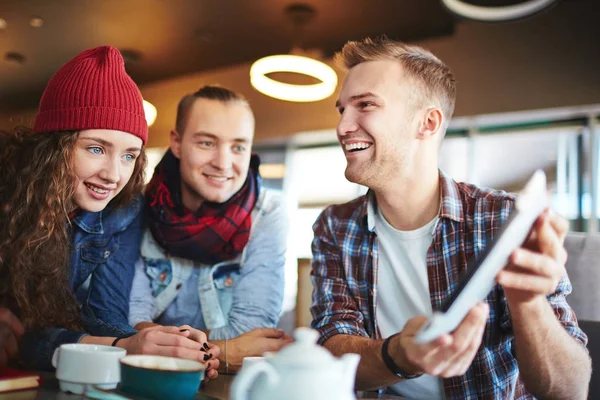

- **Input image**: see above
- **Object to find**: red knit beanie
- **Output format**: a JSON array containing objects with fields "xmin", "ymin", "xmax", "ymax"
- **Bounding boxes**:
[{"xmin": 33, "ymin": 46, "xmax": 148, "ymax": 144}]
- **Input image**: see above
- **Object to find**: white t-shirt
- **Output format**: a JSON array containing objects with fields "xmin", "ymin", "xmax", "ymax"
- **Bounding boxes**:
[{"xmin": 374, "ymin": 207, "xmax": 446, "ymax": 400}]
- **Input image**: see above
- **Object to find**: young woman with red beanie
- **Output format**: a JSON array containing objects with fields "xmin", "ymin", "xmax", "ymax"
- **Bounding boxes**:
[{"xmin": 0, "ymin": 46, "xmax": 219, "ymax": 376}]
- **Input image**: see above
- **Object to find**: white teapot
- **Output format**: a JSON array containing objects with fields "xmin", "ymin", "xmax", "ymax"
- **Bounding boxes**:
[{"xmin": 231, "ymin": 327, "xmax": 360, "ymax": 400}]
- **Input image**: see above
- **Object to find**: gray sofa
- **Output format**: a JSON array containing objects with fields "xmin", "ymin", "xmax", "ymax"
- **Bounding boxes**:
[
  {"xmin": 565, "ymin": 233, "xmax": 600, "ymax": 321},
  {"xmin": 565, "ymin": 233, "xmax": 599, "ymax": 400}
]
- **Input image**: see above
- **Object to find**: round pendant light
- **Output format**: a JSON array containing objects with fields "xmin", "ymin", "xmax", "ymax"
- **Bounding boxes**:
[
  {"xmin": 441, "ymin": 0, "xmax": 559, "ymax": 22},
  {"xmin": 250, "ymin": 54, "xmax": 337, "ymax": 103},
  {"xmin": 143, "ymin": 100, "xmax": 157, "ymax": 127},
  {"xmin": 250, "ymin": 3, "xmax": 338, "ymax": 103}
]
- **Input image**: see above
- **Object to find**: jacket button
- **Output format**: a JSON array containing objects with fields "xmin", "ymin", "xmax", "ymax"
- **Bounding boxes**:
[
  {"xmin": 104, "ymin": 250, "xmax": 110, "ymax": 258},
  {"xmin": 159, "ymin": 272, "xmax": 167, "ymax": 281},
  {"xmin": 176, "ymin": 283, "xmax": 182, "ymax": 290},
  {"xmin": 224, "ymin": 277, "xmax": 233, "ymax": 287}
]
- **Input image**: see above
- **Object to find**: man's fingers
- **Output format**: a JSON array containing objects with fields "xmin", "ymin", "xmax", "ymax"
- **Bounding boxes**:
[
  {"xmin": 522, "ymin": 222, "xmax": 540, "ymax": 251},
  {"xmin": 509, "ymin": 248, "xmax": 565, "ymax": 279},
  {"xmin": 261, "ymin": 338, "xmax": 291, "ymax": 353},
  {"xmin": 403, "ymin": 333, "xmax": 452, "ymax": 372},
  {"xmin": 422, "ymin": 303, "xmax": 488, "ymax": 372},
  {"xmin": 281, "ymin": 333, "xmax": 294, "ymax": 342},
  {"xmin": 536, "ymin": 214, "xmax": 568, "ymax": 264},
  {"xmin": 497, "ymin": 269, "xmax": 558, "ymax": 294},
  {"xmin": 402, "ymin": 316, "xmax": 450, "ymax": 360},
  {"xmin": 402, "ymin": 317, "xmax": 429, "ymax": 335},
  {"xmin": 441, "ymin": 304, "xmax": 488, "ymax": 377},
  {"xmin": 546, "ymin": 210, "xmax": 569, "ymax": 243},
  {"xmin": 439, "ymin": 313, "xmax": 487, "ymax": 378}
]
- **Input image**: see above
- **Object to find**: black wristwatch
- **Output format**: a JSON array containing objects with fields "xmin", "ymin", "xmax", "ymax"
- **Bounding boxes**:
[{"xmin": 381, "ymin": 334, "xmax": 422, "ymax": 379}]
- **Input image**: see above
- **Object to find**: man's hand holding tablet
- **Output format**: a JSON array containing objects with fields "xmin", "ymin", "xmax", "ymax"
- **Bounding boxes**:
[
  {"xmin": 382, "ymin": 170, "xmax": 568, "ymax": 379},
  {"xmin": 415, "ymin": 170, "xmax": 548, "ymax": 344}
]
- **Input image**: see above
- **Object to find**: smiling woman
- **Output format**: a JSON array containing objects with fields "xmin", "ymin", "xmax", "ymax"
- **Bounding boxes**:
[
  {"xmin": 0, "ymin": 46, "xmax": 150, "ymax": 371},
  {"xmin": 0, "ymin": 46, "xmax": 148, "ymax": 342},
  {"xmin": 0, "ymin": 46, "xmax": 219, "ymax": 377},
  {"xmin": 72, "ymin": 131, "xmax": 143, "ymax": 213}
]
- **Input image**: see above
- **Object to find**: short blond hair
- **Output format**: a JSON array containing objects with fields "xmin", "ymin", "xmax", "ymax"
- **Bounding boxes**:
[{"xmin": 336, "ymin": 36, "xmax": 456, "ymax": 121}]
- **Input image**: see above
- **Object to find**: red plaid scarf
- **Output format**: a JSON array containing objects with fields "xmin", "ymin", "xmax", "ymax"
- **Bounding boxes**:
[{"xmin": 144, "ymin": 150, "xmax": 260, "ymax": 264}]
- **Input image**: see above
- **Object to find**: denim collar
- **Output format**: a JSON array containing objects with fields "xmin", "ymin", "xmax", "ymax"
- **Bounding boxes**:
[
  {"xmin": 71, "ymin": 195, "xmax": 142, "ymax": 235},
  {"xmin": 72, "ymin": 209, "xmax": 105, "ymax": 234}
]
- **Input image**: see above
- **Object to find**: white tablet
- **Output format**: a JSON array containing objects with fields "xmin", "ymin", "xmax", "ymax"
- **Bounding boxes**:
[{"xmin": 414, "ymin": 170, "xmax": 548, "ymax": 344}]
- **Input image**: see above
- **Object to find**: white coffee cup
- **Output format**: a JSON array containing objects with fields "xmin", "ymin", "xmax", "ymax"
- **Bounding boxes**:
[
  {"xmin": 242, "ymin": 356, "xmax": 266, "ymax": 370},
  {"xmin": 52, "ymin": 343, "xmax": 126, "ymax": 394}
]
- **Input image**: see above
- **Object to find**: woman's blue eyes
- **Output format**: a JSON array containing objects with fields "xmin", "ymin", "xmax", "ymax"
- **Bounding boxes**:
[
  {"xmin": 87, "ymin": 146, "xmax": 136, "ymax": 162},
  {"xmin": 88, "ymin": 146, "xmax": 103, "ymax": 155}
]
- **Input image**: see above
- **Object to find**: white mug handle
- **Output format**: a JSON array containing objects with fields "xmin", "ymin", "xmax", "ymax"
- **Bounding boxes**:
[{"xmin": 51, "ymin": 348, "xmax": 59, "ymax": 368}]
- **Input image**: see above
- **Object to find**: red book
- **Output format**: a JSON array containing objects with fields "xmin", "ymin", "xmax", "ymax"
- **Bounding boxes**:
[{"xmin": 0, "ymin": 368, "xmax": 40, "ymax": 393}]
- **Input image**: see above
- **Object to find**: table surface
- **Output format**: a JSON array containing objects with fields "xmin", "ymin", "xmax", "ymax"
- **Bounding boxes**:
[{"xmin": 0, "ymin": 371, "xmax": 407, "ymax": 400}]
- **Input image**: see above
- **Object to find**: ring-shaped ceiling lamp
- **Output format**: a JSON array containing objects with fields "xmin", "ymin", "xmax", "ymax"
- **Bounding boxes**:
[
  {"xmin": 250, "ymin": 54, "xmax": 338, "ymax": 102},
  {"xmin": 441, "ymin": 0, "xmax": 559, "ymax": 22},
  {"xmin": 143, "ymin": 99, "xmax": 157, "ymax": 127}
]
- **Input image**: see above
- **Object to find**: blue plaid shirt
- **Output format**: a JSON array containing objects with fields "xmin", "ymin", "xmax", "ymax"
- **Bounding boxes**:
[{"xmin": 310, "ymin": 171, "xmax": 587, "ymax": 400}]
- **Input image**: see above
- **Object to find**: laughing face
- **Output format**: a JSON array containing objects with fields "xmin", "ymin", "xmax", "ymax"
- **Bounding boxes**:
[
  {"xmin": 335, "ymin": 60, "xmax": 422, "ymax": 190},
  {"xmin": 72, "ymin": 129, "xmax": 143, "ymax": 212},
  {"xmin": 171, "ymin": 98, "xmax": 254, "ymax": 210}
]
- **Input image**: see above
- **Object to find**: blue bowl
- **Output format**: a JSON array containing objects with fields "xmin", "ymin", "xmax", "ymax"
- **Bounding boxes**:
[{"xmin": 119, "ymin": 355, "xmax": 205, "ymax": 400}]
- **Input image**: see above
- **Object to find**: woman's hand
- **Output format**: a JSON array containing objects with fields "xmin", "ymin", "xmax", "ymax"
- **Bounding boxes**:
[
  {"xmin": 177, "ymin": 325, "xmax": 220, "ymax": 379},
  {"xmin": 118, "ymin": 325, "xmax": 220, "ymax": 380}
]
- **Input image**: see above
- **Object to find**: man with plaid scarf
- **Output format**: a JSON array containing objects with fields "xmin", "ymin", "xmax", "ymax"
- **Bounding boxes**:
[{"xmin": 129, "ymin": 86, "xmax": 292, "ymax": 372}]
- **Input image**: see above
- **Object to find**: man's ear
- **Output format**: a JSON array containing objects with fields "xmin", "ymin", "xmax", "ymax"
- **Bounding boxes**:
[
  {"xmin": 418, "ymin": 108, "xmax": 444, "ymax": 140},
  {"xmin": 169, "ymin": 129, "xmax": 182, "ymax": 159}
]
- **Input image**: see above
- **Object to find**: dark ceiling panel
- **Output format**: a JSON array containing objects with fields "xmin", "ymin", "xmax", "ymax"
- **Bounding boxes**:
[{"xmin": 0, "ymin": 0, "xmax": 455, "ymax": 110}]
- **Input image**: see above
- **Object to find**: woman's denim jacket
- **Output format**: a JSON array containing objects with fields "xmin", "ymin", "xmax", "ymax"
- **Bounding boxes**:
[
  {"xmin": 128, "ymin": 190, "xmax": 287, "ymax": 340},
  {"xmin": 20, "ymin": 195, "xmax": 143, "ymax": 370}
]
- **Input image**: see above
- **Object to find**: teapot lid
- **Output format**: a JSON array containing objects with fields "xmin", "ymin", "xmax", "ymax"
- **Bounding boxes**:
[{"xmin": 270, "ymin": 327, "xmax": 334, "ymax": 367}]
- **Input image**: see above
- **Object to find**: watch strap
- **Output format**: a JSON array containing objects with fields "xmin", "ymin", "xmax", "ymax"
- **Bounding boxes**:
[{"xmin": 381, "ymin": 334, "xmax": 422, "ymax": 379}]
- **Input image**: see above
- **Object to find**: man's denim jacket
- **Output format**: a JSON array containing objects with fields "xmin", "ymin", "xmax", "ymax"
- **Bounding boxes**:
[
  {"xmin": 20, "ymin": 195, "xmax": 143, "ymax": 370},
  {"xmin": 128, "ymin": 190, "xmax": 287, "ymax": 340}
]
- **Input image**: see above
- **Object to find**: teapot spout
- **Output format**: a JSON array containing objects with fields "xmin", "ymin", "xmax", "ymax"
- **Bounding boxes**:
[{"xmin": 340, "ymin": 353, "xmax": 361, "ymax": 391}]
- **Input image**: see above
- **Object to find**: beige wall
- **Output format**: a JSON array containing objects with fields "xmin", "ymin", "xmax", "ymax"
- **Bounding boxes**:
[{"xmin": 3, "ymin": 0, "xmax": 599, "ymax": 148}]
